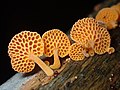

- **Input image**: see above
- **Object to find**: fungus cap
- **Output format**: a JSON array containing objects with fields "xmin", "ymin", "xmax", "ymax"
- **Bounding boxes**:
[
  {"xmin": 42, "ymin": 29, "xmax": 71, "ymax": 69},
  {"xmin": 95, "ymin": 7, "xmax": 119, "ymax": 29},
  {"xmin": 69, "ymin": 43, "xmax": 85, "ymax": 61},
  {"xmin": 70, "ymin": 17, "xmax": 100, "ymax": 49},
  {"xmin": 70, "ymin": 17, "xmax": 115, "ymax": 55},
  {"xmin": 8, "ymin": 31, "xmax": 44, "ymax": 73},
  {"xmin": 42, "ymin": 29, "xmax": 70, "ymax": 58}
]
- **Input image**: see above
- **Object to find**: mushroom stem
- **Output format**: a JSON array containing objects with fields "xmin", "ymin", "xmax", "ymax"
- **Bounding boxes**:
[
  {"xmin": 50, "ymin": 48, "xmax": 61, "ymax": 69},
  {"xmin": 87, "ymin": 40, "xmax": 95, "ymax": 49},
  {"xmin": 29, "ymin": 53, "xmax": 54, "ymax": 76},
  {"xmin": 82, "ymin": 50, "xmax": 89, "ymax": 57}
]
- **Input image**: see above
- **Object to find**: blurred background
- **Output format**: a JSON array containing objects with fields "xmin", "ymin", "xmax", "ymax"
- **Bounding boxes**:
[{"xmin": 0, "ymin": 0, "xmax": 105, "ymax": 85}]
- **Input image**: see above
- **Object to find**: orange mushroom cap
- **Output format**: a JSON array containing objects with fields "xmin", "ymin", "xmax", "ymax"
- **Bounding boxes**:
[
  {"xmin": 70, "ymin": 17, "xmax": 115, "ymax": 56},
  {"xmin": 70, "ymin": 17, "xmax": 100, "ymax": 50},
  {"xmin": 69, "ymin": 43, "xmax": 86, "ymax": 61},
  {"xmin": 95, "ymin": 7, "xmax": 119, "ymax": 30},
  {"xmin": 8, "ymin": 31, "xmax": 54, "ymax": 76},
  {"xmin": 42, "ymin": 29, "xmax": 71, "ymax": 69}
]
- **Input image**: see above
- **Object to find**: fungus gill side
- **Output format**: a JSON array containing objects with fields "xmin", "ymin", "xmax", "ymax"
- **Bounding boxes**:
[
  {"xmin": 42, "ymin": 29, "xmax": 71, "ymax": 69},
  {"xmin": 70, "ymin": 17, "xmax": 100, "ymax": 57}
]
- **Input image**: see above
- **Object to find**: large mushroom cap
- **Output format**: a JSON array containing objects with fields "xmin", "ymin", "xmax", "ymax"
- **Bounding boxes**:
[
  {"xmin": 42, "ymin": 29, "xmax": 70, "ymax": 58},
  {"xmin": 69, "ymin": 43, "xmax": 85, "ymax": 61},
  {"xmin": 95, "ymin": 7, "xmax": 119, "ymax": 29},
  {"xmin": 70, "ymin": 17, "xmax": 100, "ymax": 49},
  {"xmin": 42, "ymin": 29, "xmax": 71, "ymax": 69},
  {"xmin": 8, "ymin": 31, "xmax": 44, "ymax": 73},
  {"xmin": 70, "ymin": 17, "xmax": 115, "ymax": 56}
]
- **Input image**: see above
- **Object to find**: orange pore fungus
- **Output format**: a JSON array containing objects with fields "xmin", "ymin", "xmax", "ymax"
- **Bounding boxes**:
[
  {"xmin": 8, "ymin": 31, "xmax": 54, "ymax": 76},
  {"xmin": 42, "ymin": 29, "xmax": 71, "ymax": 69},
  {"xmin": 69, "ymin": 43, "xmax": 86, "ymax": 61},
  {"xmin": 95, "ymin": 7, "xmax": 119, "ymax": 30},
  {"xmin": 70, "ymin": 17, "xmax": 100, "ymax": 52},
  {"xmin": 70, "ymin": 17, "xmax": 115, "ymax": 56}
]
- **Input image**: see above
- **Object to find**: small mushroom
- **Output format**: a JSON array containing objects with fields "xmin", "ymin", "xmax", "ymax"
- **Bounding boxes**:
[
  {"xmin": 95, "ymin": 7, "xmax": 119, "ymax": 30},
  {"xmin": 42, "ymin": 29, "xmax": 71, "ymax": 69},
  {"xmin": 70, "ymin": 17, "xmax": 100, "ymax": 56},
  {"xmin": 94, "ymin": 26, "xmax": 115, "ymax": 54},
  {"xmin": 8, "ymin": 31, "xmax": 54, "ymax": 76},
  {"xmin": 69, "ymin": 43, "xmax": 86, "ymax": 61}
]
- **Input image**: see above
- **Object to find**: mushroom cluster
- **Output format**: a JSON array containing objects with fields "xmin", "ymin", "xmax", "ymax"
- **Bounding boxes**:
[
  {"xmin": 8, "ymin": 29, "xmax": 71, "ymax": 76},
  {"xmin": 8, "ymin": 31, "xmax": 54, "ymax": 76},
  {"xmin": 69, "ymin": 17, "xmax": 115, "ymax": 61},
  {"xmin": 8, "ymin": 3, "xmax": 117, "ymax": 75},
  {"xmin": 70, "ymin": 17, "xmax": 99, "ymax": 49},
  {"xmin": 95, "ymin": 2, "xmax": 120, "ymax": 30}
]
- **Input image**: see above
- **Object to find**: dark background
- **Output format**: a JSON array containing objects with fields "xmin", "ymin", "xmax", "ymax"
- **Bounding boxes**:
[{"xmin": 0, "ymin": 0, "xmax": 105, "ymax": 85}]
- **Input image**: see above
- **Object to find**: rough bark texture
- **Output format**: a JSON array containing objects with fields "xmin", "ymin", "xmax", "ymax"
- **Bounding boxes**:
[{"xmin": 0, "ymin": 0, "xmax": 120, "ymax": 90}]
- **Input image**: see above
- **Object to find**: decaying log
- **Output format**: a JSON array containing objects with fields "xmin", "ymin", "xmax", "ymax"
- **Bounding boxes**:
[{"xmin": 0, "ymin": 0, "xmax": 120, "ymax": 90}]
